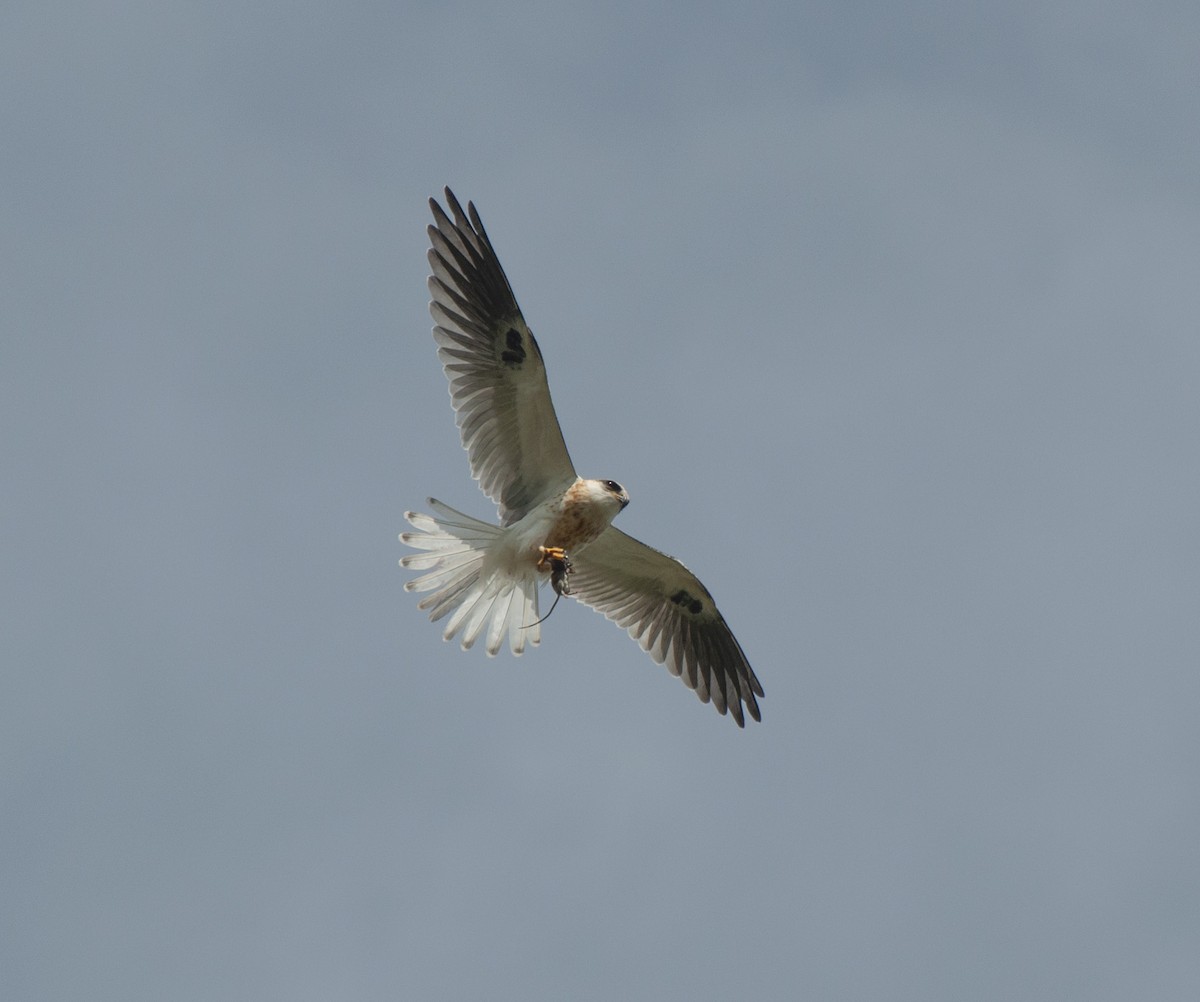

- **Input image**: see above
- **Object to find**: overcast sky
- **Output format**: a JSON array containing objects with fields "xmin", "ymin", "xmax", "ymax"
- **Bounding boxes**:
[{"xmin": 4, "ymin": 2, "xmax": 1199, "ymax": 999}]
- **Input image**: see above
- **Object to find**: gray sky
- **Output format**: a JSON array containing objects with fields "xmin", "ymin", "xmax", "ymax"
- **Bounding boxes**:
[{"xmin": 4, "ymin": 2, "xmax": 1199, "ymax": 999}]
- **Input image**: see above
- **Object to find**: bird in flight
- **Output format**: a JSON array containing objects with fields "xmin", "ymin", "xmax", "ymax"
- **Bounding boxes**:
[{"xmin": 400, "ymin": 189, "xmax": 763, "ymax": 726}]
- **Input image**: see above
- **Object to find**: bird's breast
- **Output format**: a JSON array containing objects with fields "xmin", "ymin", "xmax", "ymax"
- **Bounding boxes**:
[{"xmin": 543, "ymin": 481, "xmax": 614, "ymax": 555}]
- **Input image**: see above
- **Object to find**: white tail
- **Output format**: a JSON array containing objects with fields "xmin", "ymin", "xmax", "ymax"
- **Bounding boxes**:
[{"xmin": 399, "ymin": 499, "xmax": 541, "ymax": 655}]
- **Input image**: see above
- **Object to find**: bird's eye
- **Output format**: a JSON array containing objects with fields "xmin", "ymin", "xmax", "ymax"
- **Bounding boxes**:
[{"xmin": 604, "ymin": 480, "xmax": 623, "ymax": 494}]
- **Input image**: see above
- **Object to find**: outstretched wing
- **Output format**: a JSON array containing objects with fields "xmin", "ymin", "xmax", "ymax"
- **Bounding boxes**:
[
  {"xmin": 569, "ymin": 527, "xmax": 763, "ymax": 726},
  {"xmin": 427, "ymin": 188, "xmax": 577, "ymax": 525}
]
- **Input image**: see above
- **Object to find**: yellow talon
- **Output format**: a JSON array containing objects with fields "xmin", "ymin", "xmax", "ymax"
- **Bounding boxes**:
[
  {"xmin": 537, "ymin": 545, "xmax": 568, "ymax": 571},
  {"xmin": 537, "ymin": 545, "xmax": 573, "ymax": 598}
]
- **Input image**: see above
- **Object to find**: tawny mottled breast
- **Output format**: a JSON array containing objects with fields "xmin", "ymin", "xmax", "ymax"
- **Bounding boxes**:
[{"xmin": 543, "ymin": 481, "xmax": 613, "ymax": 555}]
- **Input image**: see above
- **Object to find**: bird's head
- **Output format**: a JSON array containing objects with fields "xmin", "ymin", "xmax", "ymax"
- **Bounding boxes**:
[{"xmin": 583, "ymin": 478, "xmax": 630, "ymax": 513}]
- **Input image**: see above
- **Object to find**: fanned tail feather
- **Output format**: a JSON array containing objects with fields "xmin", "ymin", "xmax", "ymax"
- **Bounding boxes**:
[{"xmin": 399, "ymin": 499, "xmax": 541, "ymax": 655}]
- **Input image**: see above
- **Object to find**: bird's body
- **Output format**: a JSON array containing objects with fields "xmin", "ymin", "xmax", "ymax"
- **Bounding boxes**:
[
  {"xmin": 401, "ymin": 478, "xmax": 626, "ymax": 655},
  {"xmin": 535, "ymin": 477, "xmax": 630, "ymax": 557},
  {"xmin": 400, "ymin": 189, "xmax": 764, "ymax": 726}
]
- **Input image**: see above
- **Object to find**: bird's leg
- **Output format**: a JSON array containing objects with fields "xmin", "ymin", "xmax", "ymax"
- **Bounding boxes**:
[
  {"xmin": 537, "ymin": 545, "xmax": 573, "ymax": 597},
  {"xmin": 524, "ymin": 545, "xmax": 573, "ymax": 628}
]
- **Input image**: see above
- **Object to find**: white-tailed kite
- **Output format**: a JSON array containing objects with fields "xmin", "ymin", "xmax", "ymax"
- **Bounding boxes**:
[{"xmin": 400, "ymin": 189, "xmax": 763, "ymax": 726}]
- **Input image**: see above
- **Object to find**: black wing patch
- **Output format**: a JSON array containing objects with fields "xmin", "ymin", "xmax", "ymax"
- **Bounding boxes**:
[{"xmin": 500, "ymin": 327, "xmax": 526, "ymax": 367}]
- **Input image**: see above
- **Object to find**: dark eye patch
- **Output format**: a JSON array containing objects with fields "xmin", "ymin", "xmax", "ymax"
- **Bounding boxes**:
[{"xmin": 603, "ymin": 480, "xmax": 623, "ymax": 494}]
